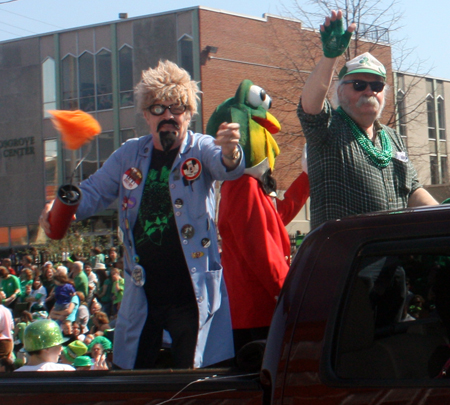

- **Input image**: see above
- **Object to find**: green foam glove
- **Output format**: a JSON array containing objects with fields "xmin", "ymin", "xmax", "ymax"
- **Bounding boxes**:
[{"xmin": 320, "ymin": 18, "xmax": 353, "ymax": 58}]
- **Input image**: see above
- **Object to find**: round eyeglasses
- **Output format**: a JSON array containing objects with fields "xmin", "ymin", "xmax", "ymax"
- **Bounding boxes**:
[
  {"xmin": 342, "ymin": 80, "xmax": 385, "ymax": 93},
  {"xmin": 148, "ymin": 104, "xmax": 187, "ymax": 116}
]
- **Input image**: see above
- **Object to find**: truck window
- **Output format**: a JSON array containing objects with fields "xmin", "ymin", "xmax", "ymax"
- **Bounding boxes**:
[{"xmin": 335, "ymin": 247, "xmax": 450, "ymax": 380}]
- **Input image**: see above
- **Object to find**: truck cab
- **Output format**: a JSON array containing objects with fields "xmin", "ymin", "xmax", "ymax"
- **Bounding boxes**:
[{"xmin": 262, "ymin": 204, "xmax": 450, "ymax": 404}]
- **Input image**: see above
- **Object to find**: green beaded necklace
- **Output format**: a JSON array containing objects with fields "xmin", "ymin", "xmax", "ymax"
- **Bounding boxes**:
[{"xmin": 337, "ymin": 106, "xmax": 393, "ymax": 168}]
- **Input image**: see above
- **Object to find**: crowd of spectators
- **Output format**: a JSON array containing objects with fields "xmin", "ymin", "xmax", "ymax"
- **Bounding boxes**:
[{"xmin": 0, "ymin": 247, "xmax": 122, "ymax": 372}]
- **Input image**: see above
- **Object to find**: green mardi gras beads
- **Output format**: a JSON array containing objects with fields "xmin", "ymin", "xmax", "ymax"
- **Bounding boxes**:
[{"xmin": 337, "ymin": 107, "xmax": 393, "ymax": 168}]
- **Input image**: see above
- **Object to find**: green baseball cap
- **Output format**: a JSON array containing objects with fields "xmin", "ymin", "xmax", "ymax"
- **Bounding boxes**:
[{"xmin": 339, "ymin": 52, "xmax": 387, "ymax": 79}]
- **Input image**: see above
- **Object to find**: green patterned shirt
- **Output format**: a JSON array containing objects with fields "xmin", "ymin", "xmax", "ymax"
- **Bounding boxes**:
[{"xmin": 297, "ymin": 99, "xmax": 421, "ymax": 229}]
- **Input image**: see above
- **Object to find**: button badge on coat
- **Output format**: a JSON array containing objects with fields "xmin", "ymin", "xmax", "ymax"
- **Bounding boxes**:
[
  {"xmin": 122, "ymin": 196, "xmax": 137, "ymax": 210},
  {"xmin": 174, "ymin": 198, "xmax": 184, "ymax": 209},
  {"xmin": 181, "ymin": 158, "xmax": 202, "ymax": 181},
  {"xmin": 132, "ymin": 265, "xmax": 145, "ymax": 287},
  {"xmin": 201, "ymin": 238, "xmax": 211, "ymax": 248},
  {"xmin": 181, "ymin": 224, "xmax": 195, "ymax": 239},
  {"xmin": 122, "ymin": 167, "xmax": 143, "ymax": 190}
]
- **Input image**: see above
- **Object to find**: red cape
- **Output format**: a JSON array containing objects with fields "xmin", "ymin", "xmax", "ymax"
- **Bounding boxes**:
[{"xmin": 219, "ymin": 172, "xmax": 309, "ymax": 329}]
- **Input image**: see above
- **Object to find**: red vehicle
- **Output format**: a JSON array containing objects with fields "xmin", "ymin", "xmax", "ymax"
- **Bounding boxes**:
[{"xmin": 3, "ymin": 205, "xmax": 450, "ymax": 404}]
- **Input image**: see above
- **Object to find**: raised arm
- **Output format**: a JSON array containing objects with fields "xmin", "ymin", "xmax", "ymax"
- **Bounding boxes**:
[{"xmin": 301, "ymin": 10, "xmax": 356, "ymax": 115}]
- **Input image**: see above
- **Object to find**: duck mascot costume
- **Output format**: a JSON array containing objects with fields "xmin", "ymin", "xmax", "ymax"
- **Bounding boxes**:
[{"xmin": 206, "ymin": 79, "xmax": 309, "ymax": 353}]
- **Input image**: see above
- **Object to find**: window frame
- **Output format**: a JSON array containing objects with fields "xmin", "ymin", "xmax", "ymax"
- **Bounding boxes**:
[{"xmin": 324, "ymin": 235, "xmax": 450, "ymax": 387}]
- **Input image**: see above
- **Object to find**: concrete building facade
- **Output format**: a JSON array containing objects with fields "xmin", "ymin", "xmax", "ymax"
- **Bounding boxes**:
[{"xmin": 394, "ymin": 72, "xmax": 450, "ymax": 202}]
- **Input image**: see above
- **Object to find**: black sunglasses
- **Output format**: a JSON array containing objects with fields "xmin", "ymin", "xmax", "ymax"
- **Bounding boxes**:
[
  {"xmin": 148, "ymin": 104, "xmax": 187, "ymax": 116},
  {"xmin": 342, "ymin": 80, "xmax": 385, "ymax": 93}
]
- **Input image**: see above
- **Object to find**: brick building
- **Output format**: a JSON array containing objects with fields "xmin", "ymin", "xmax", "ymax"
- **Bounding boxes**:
[{"xmin": 0, "ymin": 6, "xmax": 394, "ymax": 250}]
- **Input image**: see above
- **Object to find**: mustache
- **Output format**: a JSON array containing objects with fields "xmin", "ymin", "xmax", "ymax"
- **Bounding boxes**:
[
  {"xmin": 356, "ymin": 96, "xmax": 380, "ymax": 108},
  {"xmin": 157, "ymin": 119, "xmax": 180, "ymax": 131}
]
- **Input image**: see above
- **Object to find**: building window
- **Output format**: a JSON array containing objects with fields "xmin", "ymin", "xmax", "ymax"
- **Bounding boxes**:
[
  {"xmin": 10, "ymin": 226, "xmax": 28, "ymax": 246},
  {"xmin": 437, "ymin": 97, "xmax": 446, "ymax": 140},
  {"xmin": 98, "ymin": 131, "xmax": 114, "ymax": 168},
  {"xmin": 395, "ymin": 74, "xmax": 408, "ymax": 145},
  {"xmin": 441, "ymin": 156, "xmax": 448, "ymax": 183},
  {"xmin": 427, "ymin": 95, "xmax": 437, "ymax": 140},
  {"xmin": 119, "ymin": 45, "xmax": 134, "ymax": 107},
  {"xmin": 334, "ymin": 239, "xmax": 450, "ymax": 381},
  {"xmin": 0, "ymin": 225, "xmax": 40, "ymax": 248},
  {"xmin": 121, "ymin": 128, "xmax": 136, "ymax": 143},
  {"xmin": 64, "ymin": 131, "xmax": 114, "ymax": 183},
  {"xmin": 96, "ymin": 49, "xmax": 113, "ymax": 110},
  {"xmin": 427, "ymin": 79, "xmax": 447, "ymax": 185},
  {"xmin": 28, "ymin": 224, "xmax": 40, "ymax": 246},
  {"xmin": 44, "ymin": 139, "xmax": 58, "ymax": 201},
  {"xmin": 80, "ymin": 138, "xmax": 98, "ymax": 181},
  {"xmin": 0, "ymin": 228, "xmax": 9, "ymax": 248},
  {"xmin": 430, "ymin": 155, "xmax": 439, "ymax": 184},
  {"xmin": 62, "ymin": 49, "xmax": 117, "ymax": 112},
  {"xmin": 397, "ymin": 90, "xmax": 407, "ymax": 140},
  {"xmin": 79, "ymin": 51, "xmax": 95, "ymax": 112},
  {"xmin": 178, "ymin": 34, "xmax": 194, "ymax": 78},
  {"xmin": 42, "ymin": 58, "xmax": 56, "ymax": 118},
  {"xmin": 62, "ymin": 54, "xmax": 78, "ymax": 110}
]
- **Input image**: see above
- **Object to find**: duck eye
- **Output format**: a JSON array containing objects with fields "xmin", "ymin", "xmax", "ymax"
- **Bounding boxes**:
[{"xmin": 247, "ymin": 85, "xmax": 272, "ymax": 110}]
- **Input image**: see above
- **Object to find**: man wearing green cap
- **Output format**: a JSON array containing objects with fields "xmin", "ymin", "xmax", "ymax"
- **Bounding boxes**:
[
  {"xmin": 15, "ymin": 319, "xmax": 75, "ymax": 371},
  {"xmin": 298, "ymin": 10, "xmax": 438, "ymax": 229}
]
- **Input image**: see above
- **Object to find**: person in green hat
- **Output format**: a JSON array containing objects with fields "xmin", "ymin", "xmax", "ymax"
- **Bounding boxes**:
[
  {"xmin": 297, "ymin": 10, "xmax": 438, "ymax": 230},
  {"xmin": 60, "ymin": 340, "xmax": 88, "ymax": 365},
  {"xmin": 88, "ymin": 335, "xmax": 112, "ymax": 370},
  {"xmin": 15, "ymin": 319, "xmax": 75, "ymax": 371},
  {"xmin": 73, "ymin": 355, "xmax": 93, "ymax": 370},
  {"xmin": 73, "ymin": 354, "xmax": 108, "ymax": 370},
  {"xmin": 88, "ymin": 335, "xmax": 112, "ymax": 352}
]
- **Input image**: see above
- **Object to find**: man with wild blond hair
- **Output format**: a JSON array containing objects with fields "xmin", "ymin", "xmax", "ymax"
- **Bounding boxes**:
[{"xmin": 40, "ymin": 60, "xmax": 244, "ymax": 370}]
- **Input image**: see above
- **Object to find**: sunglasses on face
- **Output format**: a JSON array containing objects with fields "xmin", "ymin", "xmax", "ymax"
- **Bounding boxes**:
[
  {"xmin": 342, "ymin": 80, "xmax": 386, "ymax": 92},
  {"xmin": 148, "ymin": 104, "xmax": 187, "ymax": 116}
]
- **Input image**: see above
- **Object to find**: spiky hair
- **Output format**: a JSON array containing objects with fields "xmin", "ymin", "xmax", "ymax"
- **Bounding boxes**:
[{"xmin": 135, "ymin": 60, "xmax": 201, "ymax": 115}]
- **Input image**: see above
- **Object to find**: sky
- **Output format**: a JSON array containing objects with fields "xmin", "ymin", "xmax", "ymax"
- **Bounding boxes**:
[{"xmin": 0, "ymin": 0, "xmax": 448, "ymax": 79}]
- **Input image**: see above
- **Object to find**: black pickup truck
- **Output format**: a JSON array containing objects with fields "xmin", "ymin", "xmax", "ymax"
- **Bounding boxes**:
[{"xmin": 3, "ymin": 205, "xmax": 450, "ymax": 404}]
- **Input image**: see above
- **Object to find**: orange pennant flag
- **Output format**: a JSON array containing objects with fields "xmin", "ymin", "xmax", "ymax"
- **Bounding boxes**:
[{"xmin": 48, "ymin": 110, "xmax": 101, "ymax": 150}]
